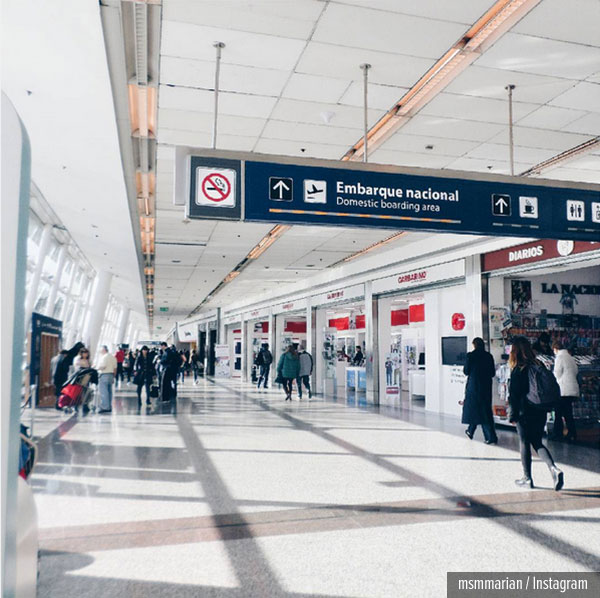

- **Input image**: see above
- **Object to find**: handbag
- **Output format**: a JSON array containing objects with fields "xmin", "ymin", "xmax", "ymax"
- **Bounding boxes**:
[
  {"xmin": 133, "ymin": 370, "xmax": 143, "ymax": 386},
  {"xmin": 274, "ymin": 374, "xmax": 284, "ymax": 385}
]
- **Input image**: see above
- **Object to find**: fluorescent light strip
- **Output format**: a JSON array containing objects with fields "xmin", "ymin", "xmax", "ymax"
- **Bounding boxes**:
[
  {"xmin": 335, "ymin": 232, "xmax": 407, "ymax": 265},
  {"xmin": 343, "ymin": 0, "xmax": 541, "ymax": 161},
  {"xmin": 520, "ymin": 137, "xmax": 600, "ymax": 176}
]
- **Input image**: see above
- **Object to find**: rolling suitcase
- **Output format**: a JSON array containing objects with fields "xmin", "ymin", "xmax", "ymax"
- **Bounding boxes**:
[{"xmin": 58, "ymin": 383, "xmax": 84, "ymax": 408}]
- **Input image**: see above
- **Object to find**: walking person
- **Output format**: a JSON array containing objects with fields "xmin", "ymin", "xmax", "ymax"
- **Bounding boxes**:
[
  {"xmin": 297, "ymin": 345, "xmax": 314, "ymax": 400},
  {"xmin": 134, "ymin": 345, "xmax": 154, "ymax": 411},
  {"xmin": 256, "ymin": 343, "xmax": 273, "ymax": 389},
  {"xmin": 190, "ymin": 349, "xmax": 202, "ymax": 384},
  {"xmin": 462, "ymin": 337, "xmax": 498, "ymax": 444},
  {"xmin": 53, "ymin": 342, "xmax": 84, "ymax": 409},
  {"xmin": 276, "ymin": 345, "xmax": 300, "ymax": 401},
  {"xmin": 508, "ymin": 337, "xmax": 564, "ymax": 490},
  {"xmin": 115, "ymin": 346, "xmax": 125, "ymax": 386},
  {"xmin": 550, "ymin": 341, "xmax": 579, "ymax": 442},
  {"xmin": 95, "ymin": 345, "xmax": 117, "ymax": 413}
]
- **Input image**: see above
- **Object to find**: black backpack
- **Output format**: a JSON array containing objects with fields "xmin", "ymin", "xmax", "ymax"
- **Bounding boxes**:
[
  {"xmin": 526, "ymin": 364, "xmax": 561, "ymax": 411},
  {"xmin": 262, "ymin": 350, "xmax": 273, "ymax": 365}
]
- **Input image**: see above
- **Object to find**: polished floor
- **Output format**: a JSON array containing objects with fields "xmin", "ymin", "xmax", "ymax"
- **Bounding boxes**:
[{"xmin": 29, "ymin": 378, "xmax": 600, "ymax": 597}]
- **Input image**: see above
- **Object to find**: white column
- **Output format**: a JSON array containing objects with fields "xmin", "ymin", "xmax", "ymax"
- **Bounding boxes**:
[
  {"xmin": 45, "ymin": 244, "xmax": 67, "ymax": 318},
  {"xmin": 60, "ymin": 263, "xmax": 78, "ymax": 322},
  {"xmin": 115, "ymin": 306, "xmax": 130, "ymax": 346},
  {"xmin": 465, "ymin": 255, "xmax": 484, "ymax": 341},
  {"xmin": 86, "ymin": 271, "xmax": 112, "ymax": 358},
  {"xmin": 365, "ymin": 281, "xmax": 379, "ymax": 405},
  {"xmin": 24, "ymin": 222, "xmax": 52, "ymax": 325},
  {"xmin": 65, "ymin": 271, "xmax": 84, "ymax": 347},
  {"xmin": 240, "ymin": 314, "xmax": 247, "ymax": 381},
  {"xmin": 76, "ymin": 274, "xmax": 96, "ymax": 347}
]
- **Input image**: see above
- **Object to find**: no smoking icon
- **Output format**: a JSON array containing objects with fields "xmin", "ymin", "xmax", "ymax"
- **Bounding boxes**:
[{"xmin": 196, "ymin": 167, "xmax": 236, "ymax": 208}]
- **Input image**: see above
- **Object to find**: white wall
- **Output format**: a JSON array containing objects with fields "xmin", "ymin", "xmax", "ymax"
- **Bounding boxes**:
[{"xmin": 424, "ymin": 284, "xmax": 469, "ymax": 418}]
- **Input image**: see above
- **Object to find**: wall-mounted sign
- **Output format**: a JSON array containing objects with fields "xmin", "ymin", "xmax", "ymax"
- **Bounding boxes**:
[
  {"xmin": 272, "ymin": 298, "xmax": 308, "ymax": 315},
  {"xmin": 372, "ymin": 260, "xmax": 465, "ymax": 294},
  {"xmin": 313, "ymin": 284, "xmax": 364, "ymax": 307},
  {"xmin": 451, "ymin": 313, "xmax": 466, "ymax": 331},
  {"xmin": 541, "ymin": 283, "xmax": 600, "ymax": 295},
  {"xmin": 159, "ymin": 307, "xmax": 169, "ymax": 312},
  {"xmin": 180, "ymin": 150, "xmax": 599, "ymax": 240},
  {"xmin": 482, "ymin": 239, "xmax": 600, "ymax": 272}
]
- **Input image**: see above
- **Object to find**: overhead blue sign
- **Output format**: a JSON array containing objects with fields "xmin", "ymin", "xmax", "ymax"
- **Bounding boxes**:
[
  {"xmin": 244, "ymin": 160, "xmax": 599, "ymax": 241},
  {"xmin": 181, "ymin": 150, "xmax": 600, "ymax": 241}
]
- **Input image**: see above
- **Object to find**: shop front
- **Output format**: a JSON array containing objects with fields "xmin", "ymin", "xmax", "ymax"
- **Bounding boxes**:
[
  {"xmin": 373, "ymin": 260, "xmax": 468, "ymax": 415},
  {"xmin": 314, "ymin": 284, "xmax": 365, "ymax": 399},
  {"xmin": 483, "ymin": 239, "xmax": 600, "ymax": 444},
  {"xmin": 223, "ymin": 315, "xmax": 242, "ymax": 379},
  {"xmin": 243, "ymin": 307, "xmax": 271, "ymax": 383},
  {"xmin": 272, "ymin": 299, "xmax": 308, "ymax": 367}
]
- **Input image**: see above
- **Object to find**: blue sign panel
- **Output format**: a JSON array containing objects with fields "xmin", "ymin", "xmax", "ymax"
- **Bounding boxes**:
[{"xmin": 244, "ymin": 160, "xmax": 600, "ymax": 241}]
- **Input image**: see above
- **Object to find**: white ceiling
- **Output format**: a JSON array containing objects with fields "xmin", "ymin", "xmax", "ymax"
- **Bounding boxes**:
[
  {"xmin": 5, "ymin": 0, "xmax": 599, "ymax": 337},
  {"xmin": 150, "ymin": 0, "xmax": 600, "ymax": 332},
  {"xmin": 2, "ymin": 0, "xmax": 146, "ymax": 323}
]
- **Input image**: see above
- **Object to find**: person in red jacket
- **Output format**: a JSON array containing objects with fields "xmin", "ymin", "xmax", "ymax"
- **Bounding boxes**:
[{"xmin": 115, "ymin": 346, "xmax": 125, "ymax": 386}]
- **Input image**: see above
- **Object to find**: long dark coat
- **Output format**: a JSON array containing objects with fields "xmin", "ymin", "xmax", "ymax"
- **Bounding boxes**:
[{"xmin": 461, "ymin": 348, "xmax": 495, "ymax": 425}]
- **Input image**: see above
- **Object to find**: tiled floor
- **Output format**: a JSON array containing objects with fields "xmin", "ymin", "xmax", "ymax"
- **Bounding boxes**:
[{"xmin": 29, "ymin": 378, "xmax": 600, "ymax": 597}]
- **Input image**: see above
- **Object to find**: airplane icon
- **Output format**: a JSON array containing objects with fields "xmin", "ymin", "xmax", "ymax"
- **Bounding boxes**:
[{"xmin": 304, "ymin": 179, "xmax": 327, "ymax": 204}]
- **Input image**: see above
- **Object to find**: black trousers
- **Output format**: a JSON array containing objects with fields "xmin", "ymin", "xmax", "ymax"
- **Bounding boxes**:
[
  {"xmin": 467, "ymin": 422, "xmax": 497, "ymax": 443},
  {"xmin": 296, "ymin": 375, "xmax": 311, "ymax": 397},
  {"xmin": 116, "ymin": 362, "xmax": 124, "ymax": 383},
  {"xmin": 516, "ymin": 409, "xmax": 555, "ymax": 477},
  {"xmin": 282, "ymin": 378, "xmax": 293, "ymax": 396},
  {"xmin": 257, "ymin": 365, "xmax": 270, "ymax": 388},
  {"xmin": 552, "ymin": 397, "xmax": 577, "ymax": 440},
  {"xmin": 136, "ymin": 380, "xmax": 151, "ymax": 408}
]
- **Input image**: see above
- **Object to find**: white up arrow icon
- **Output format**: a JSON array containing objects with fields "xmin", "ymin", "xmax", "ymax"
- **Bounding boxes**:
[
  {"xmin": 273, "ymin": 179, "xmax": 290, "ymax": 199},
  {"xmin": 495, "ymin": 196, "xmax": 509, "ymax": 214}
]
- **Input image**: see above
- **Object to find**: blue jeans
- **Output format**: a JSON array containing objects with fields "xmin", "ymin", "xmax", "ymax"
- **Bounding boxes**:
[
  {"xmin": 297, "ymin": 375, "xmax": 311, "ymax": 398},
  {"xmin": 99, "ymin": 374, "xmax": 114, "ymax": 411}
]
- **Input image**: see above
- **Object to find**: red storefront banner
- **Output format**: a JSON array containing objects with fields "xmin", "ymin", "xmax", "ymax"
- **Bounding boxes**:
[
  {"xmin": 409, "ymin": 304, "xmax": 425, "ymax": 323},
  {"xmin": 391, "ymin": 309, "xmax": 409, "ymax": 326},
  {"xmin": 482, "ymin": 240, "xmax": 599, "ymax": 272},
  {"xmin": 285, "ymin": 321, "xmax": 306, "ymax": 333}
]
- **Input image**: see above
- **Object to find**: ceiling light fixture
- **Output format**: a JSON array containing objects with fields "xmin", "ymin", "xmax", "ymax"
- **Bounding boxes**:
[
  {"xmin": 336, "ymin": 231, "xmax": 407, "ymax": 265},
  {"xmin": 247, "ymin": 225, "xmax": 291, "ymax": 260},
  {"xmin": 520, "ymin": 136, "xmax": 600, "ymax": 176},
  {"xmin": 343, "ymin": 0, "xmax": 542, "ymax": 161}
]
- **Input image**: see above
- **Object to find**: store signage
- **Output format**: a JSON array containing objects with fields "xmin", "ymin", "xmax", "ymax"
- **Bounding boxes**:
[
  {"xmin": 451, "ymin": 313, "xmax": 466, "ymax": 331},
  {"xmin": 541, "ymin": 283, "xmax": 600, "ymax": 295},
  {"xmin": 314, "ymin": 283, "xmax": 364, "ymax": 306},
  {"xmin": 177, "ymin": 320, "xmax": 198, "ymax": 342},
  {"xmin": 180, "ymin": 150, "xmax": 600, "ymax": 241},
  {"xmin": 246, "ymin": 307, "xmax": 270, "ymax": 320},
  {"xmin": 372, "ymin": 260, "xmax": 465, "ymax": 294},
  {"xmin": 272, "ymin": 298, "xmax": 308, "ymax": 314},
  {"xmin": 483, "ymin": 239, "xmax": 600, "ymax": 272}
]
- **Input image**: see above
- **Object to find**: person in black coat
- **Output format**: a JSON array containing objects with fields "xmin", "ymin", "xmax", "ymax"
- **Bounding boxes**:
[
  {"xmin": 134, "ymin": 346, "xmax": 154, "ymax": 409},
  {"xmin": 508, "ymin": 336, "xmax": 563, "ymax": 490},
  {"xmin": 461, "ymin": 337, "xmax": 497, "ymax": 444},
  {"xmin": 53, "ymin": 341, "xmax": 84, "ymax": 409}
]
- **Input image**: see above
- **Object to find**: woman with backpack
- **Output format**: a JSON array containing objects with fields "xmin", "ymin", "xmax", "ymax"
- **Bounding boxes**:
[{"xmin": 508, "ymin": 337, "xmax": 563, "ymax": 491}]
